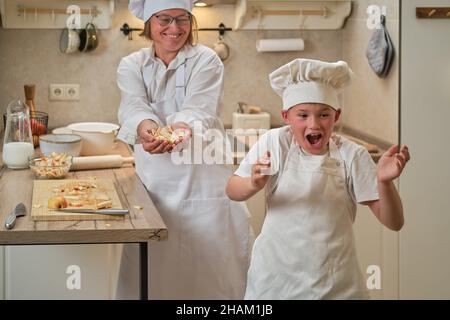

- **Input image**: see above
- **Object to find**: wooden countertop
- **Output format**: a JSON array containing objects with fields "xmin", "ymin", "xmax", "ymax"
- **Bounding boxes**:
[{"xmin": 0, "ymin": 141, "xmax": 168, "ymax": 245}]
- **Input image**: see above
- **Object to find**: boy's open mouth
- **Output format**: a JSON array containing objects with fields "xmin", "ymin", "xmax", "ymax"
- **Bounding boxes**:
[{"xmin": 306, "ymin": 133, "xmax": 323, "ymax": 146}]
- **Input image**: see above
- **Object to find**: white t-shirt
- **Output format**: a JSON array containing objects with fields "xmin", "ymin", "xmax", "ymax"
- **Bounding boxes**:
[{"xmin": 235, "ymin": 126, "xmax": 379, "ymax": 204}]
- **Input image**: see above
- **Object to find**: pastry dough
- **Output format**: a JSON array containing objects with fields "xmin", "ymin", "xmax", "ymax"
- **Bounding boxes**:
[{"xmin": 148, "ymin": 126, "xmax": 188, "ymax": 144}]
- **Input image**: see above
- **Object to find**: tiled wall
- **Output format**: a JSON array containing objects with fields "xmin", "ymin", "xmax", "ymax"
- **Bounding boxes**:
[
  {"xmin": 0, "ymin": 1, "xmax": 397, "ymax": 143},
  {"xmin": 342, "ymin": 0, "xmax": 399, "ymax": 144},
  {"xmin": 0, "ymin": 3, "xmax": 341, "ymax": 130}
]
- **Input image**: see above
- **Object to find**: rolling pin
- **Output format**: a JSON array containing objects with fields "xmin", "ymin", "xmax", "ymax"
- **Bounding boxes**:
[{"xmin": 70, "ymin": 155, "xmax": 134, "ymax": 171}]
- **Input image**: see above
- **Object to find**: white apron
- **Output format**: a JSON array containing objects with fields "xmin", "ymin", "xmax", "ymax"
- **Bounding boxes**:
[
  {"xmin": 245, "ymin": 137, "xmax": 368, "ymax": 299},
  {"xmin": 116, "ymin": 59, "xmax": 251, "ymax": 300}
]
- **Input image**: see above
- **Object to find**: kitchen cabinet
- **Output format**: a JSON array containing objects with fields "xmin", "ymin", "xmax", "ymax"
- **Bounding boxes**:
[
  {"xmin": 4, "ymin": 245, "xmax": 117, "ymax": 299},
  {"xmin": 234, "ymin": 0, "xmax": 352, "ymax": 30},
  {"xmin": 0, "ymin": 0, "xmax": 115, "ymax": 29},
  {"xmin": 399, "ymin": 0, "xmax": 450, "ymax": 299}
]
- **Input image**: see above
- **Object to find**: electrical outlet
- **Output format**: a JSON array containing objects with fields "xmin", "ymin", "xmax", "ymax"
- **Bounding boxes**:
[
  {"xmin": 49, "ymin": 83, "xmax": 80, "ymax": 101},
  {"xmin": 65, "ymin": 84, "xmax": 80, "ymax": 101},
  {"xmin": 49, "ymin": 84, "xmax": 66, "ymax": 101}
]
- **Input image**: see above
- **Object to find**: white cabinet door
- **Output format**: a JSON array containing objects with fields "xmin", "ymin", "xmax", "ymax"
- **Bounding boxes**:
[
  {"xmin": 400, "ymin": 0, "xmax": 450, "ymax": 299},
  {"xmin": 5, "ymin": 244, "xmax": 119, "ymax": 299}
]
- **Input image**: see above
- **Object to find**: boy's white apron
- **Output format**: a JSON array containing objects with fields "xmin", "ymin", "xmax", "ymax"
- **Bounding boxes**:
[{"xmin": 245, "ymin": 137, "xmax": 368, "ymax": 299}]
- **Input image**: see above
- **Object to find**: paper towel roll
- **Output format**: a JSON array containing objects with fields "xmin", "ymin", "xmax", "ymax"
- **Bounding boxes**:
[{"xmin": 256, "ymin": 38, "xmax": 305, "ymax": 52}]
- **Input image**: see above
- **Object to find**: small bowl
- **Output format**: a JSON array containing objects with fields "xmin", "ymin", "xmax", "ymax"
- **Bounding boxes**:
[
  {"xmin": 39, "ymin": 134, "xmax": 82, "ymax": 157},
  {"xmin": 29, "ymin": 155, "xmax": 72, "ymax": 179}
]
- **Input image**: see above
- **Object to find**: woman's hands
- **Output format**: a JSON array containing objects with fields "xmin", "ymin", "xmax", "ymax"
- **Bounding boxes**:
[
  {"xmin": 137, "ymin": 120, "xmax": 191, "ymax": 154},
  {"xmin": 377, "ymin": 145, "xmax": 411, "ymax": 183},
  {"xmin": 251, "ymin": 151, "xmax": 271, "ymax": 189}
]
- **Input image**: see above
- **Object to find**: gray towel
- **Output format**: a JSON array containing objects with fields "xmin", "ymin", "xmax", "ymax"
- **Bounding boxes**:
[{"xmin": 366, "ymin": 15, "xmax": 395, "ymax": 78}]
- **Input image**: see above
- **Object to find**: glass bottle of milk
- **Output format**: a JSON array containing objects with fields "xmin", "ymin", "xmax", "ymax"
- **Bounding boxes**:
[{"xmin": 2, "ymin": 100, "xmax": 34, "ymax": 169}]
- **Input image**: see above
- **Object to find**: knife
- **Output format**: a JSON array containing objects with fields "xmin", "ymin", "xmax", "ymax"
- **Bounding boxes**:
[
  {"xmin": 4, "ymin": 203, "xmax": 27, "ymax": 230},
  {"xmin": 55, "ymin": 208, "xmax": 129, "ymax": 215}
]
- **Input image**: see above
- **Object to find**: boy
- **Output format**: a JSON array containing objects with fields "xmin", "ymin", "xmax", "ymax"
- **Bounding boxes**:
[{"xmin": 226, "ymin": 58, "xmax": 410, "ymax": 299}]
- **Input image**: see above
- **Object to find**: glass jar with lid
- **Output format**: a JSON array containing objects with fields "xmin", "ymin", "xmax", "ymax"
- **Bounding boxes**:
[{"xmin": 2, "ymin": 100, "xmax": 35, "ymax": 169}]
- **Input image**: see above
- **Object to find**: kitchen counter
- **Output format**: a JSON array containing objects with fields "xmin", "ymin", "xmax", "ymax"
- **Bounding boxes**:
[
  {"xmin": 0, "ymin": 141, "xmax": 167, "ymax": 244},
  {"xmin": 0, "ymin": 141, "xmax": 167, "ymax": 299}
]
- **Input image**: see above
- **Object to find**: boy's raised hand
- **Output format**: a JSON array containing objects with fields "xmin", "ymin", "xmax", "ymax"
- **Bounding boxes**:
[
  {"xmin": 251, "ymin": 151, "xmax": 271, "ymax": 189},
  {"xmin": 377, "ymin": 145, "xmax": 410, "ymax": 183}
]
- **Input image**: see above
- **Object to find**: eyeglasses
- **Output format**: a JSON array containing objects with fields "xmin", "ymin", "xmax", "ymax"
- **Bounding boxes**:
[{"xmin": 154, "ymin": 14, "xmax": 192, "ymax": 26}]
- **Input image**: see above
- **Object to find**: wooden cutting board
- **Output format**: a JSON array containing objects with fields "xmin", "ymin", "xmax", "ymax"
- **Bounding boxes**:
[{"xmin": 31, "ymin": 179, "xmax": 125, "ymax": 221}]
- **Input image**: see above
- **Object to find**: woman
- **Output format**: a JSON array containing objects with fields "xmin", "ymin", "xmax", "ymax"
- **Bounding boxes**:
[{"xmin": 115, "ymin": 0, "xmax": 252, "ymax": 299}]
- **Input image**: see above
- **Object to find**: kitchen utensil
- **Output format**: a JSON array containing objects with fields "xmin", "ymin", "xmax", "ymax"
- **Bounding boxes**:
[
  {"xmin": 39, "ymin": 134, "xmax": 82, "ymax": 157},
  {"xmin": 24, "ymin": 85, "xmax": 37, "ymax": 113},
  {"xmin": 2, "ymin": 100, "xmax": 34, "ymax": 169},
  {"xmin": 52, "ymin": 127, "xmax": 72, "ymax": 134},
  {"xmin": 29, "ymin": 155, "xmax": 73, "ymax": 179},
  {"xmin": 67, "ymin": 122, "xmax": 119, "ymax": 156},
  {"xmin": 237, "ymin": 101, "xmax": 246, "ymax": 113},
  {"xmin": 23, "ymin": 84, "xmax": 48, "ymax": 147},
  {"xmin": 31, "ymin": 179, "xmax": 124, "ymax": 221},
  {"xmin": 213, "ymin": 39, "xmax": 230, "ymax": 61},
  {"xmin": 71, "ymin": 155, "xmax": 134, "ymax": 171},
  {"xmin": 56, "ymin": 208, "xmax": 129, "ymax": 215},
  {"xmin": 4, "ymin": 203, "xmax": 27, "ymax": 230},
  {"xmin": 60, "ymin": 28, "xmax": 81, "ymax": 54},
  {"xmin": 78, "ymin": 23, "xmax": 99, "ymax": 52},
  {"xmin": 366, "ymin": 15, "xmax": 394, "ymax": 78}
]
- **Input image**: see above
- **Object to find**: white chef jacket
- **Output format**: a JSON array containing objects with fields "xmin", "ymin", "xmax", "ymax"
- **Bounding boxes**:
[
  {"xmin": 115, "ymin": 43, "xmax": 252, "ymax": 300},
  {"xmin": 117, "ymin": 44, "xmax": 224, "ymax": 145}
]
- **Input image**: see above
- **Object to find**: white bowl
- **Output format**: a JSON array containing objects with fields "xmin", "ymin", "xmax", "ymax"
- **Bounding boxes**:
[
  {"xmin": 39, "ymin": 134, "xmax": 83, "ymax": 157},
  {"xmin": 67, "ymin": 122, "xmax": 120, "ymax": 156},
  {"xmin": 52, "ymin": 127, "xmax": 73, "ymax": 134}
]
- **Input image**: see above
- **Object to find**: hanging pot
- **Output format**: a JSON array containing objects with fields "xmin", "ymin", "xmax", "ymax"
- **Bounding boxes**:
[
  {"xmin": 213, "ymin": 39, "xmax": 230, "ymax": 61},
  {"xmin": 78, "ymin": 23, "xmax": 99, "ymax": 52},
  {"xmin": 59, "ymin": 28, "xmax": 80, "ymax": 54}
]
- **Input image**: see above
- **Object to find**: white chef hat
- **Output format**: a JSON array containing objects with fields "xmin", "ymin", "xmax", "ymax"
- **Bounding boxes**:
[
  {"xmin": 129, "ymin": 0, "xmax": 193, "ymax": 23},
  {"xmin": 269, "ymin": 58, "xmax": 353, "ymax": 110}
]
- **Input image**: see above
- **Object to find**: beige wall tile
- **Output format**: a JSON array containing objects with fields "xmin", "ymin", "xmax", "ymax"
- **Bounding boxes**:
[
  {"xmin": 1, "ymin": 2, "xmax": 382, "ymax": 134},
  {"xmin": 342, "ymin": 0, "xmax": 399, "ymax": 144},
  {"xmin": 0, "ymin": 3, "xmax": 146, "ymax": 130}
]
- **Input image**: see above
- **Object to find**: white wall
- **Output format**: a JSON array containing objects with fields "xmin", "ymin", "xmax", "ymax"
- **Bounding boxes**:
[
  {"xmin": 400, "ymin": 0, "xmax": 450, "ymax": 299},
  {"xmin": 342, "ymin": 0, "xmax": 399, "ymax": 144}
]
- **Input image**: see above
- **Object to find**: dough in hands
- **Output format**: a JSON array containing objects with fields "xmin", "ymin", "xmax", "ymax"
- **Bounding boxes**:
[{"xmin": 148, "ymin": 126, "xmax": 188, "ymax": 144}]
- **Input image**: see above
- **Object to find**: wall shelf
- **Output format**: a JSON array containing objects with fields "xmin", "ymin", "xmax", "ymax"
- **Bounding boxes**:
[
  {"xmin": 416, "ymin": 7, "xmax": 450, "ymax": 19},
  {"xmin": 0, "ymin": 0, "xmax": 114, "ymax": 29},
  {"xmin": 234, "ymin": 0, "xmax": 352, "ymax": 30}
]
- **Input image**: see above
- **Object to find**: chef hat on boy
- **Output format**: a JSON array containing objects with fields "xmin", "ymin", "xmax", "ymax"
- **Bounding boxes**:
[
  {"xmin": 129, "ymin": 0, "xmax": 193, "ymax": 22},
  {"xmin": 269, "ymin": 58, "xmax": 353, "ymax": 110}
]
